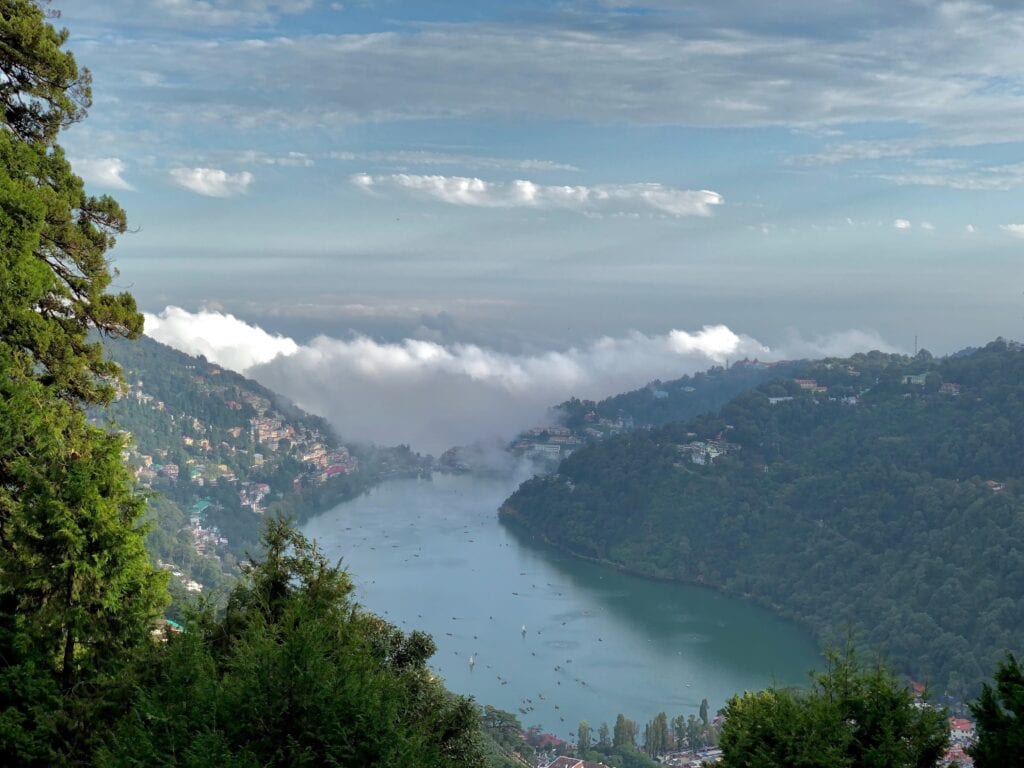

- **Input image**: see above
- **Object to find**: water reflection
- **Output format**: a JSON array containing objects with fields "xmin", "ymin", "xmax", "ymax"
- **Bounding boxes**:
[{"xmin": 303, "ymin": 473, "xmax": 819, "ymax": 741}]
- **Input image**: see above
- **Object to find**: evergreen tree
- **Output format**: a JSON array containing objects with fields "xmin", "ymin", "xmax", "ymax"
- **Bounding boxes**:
[
  {"xmin": 719, "ymin": 648, "xmax": 948, "ymax": 768},
  {"xmin": 0, "ymin": 0, "xmax": 142, "ymax": 408},
  {"xmin": 597, "ymin": 722, "xmax": 611, "ymax": 749},
  {"xmin": 577, "ymin": 720, "xmax": 592, "ymax": 753},
  {"xmin": 613, "ymin": 713, "xmax": 639, "ymax": 749},
  {"xmin": 643, "ymin": 712, "xmax": 670, "ymax": 757},
  {"xmin": 98, "ymin": 521, "xmax": 485, "ymax": 767},
  {"xmin": 0, "ymin": 2, "xmax": 165, "ymax": 762},
  {"xmin": 969, "ymin": 654, "xmax": 1024, "ymax": 767}
]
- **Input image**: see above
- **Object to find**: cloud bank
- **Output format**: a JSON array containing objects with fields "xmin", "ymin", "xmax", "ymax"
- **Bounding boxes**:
[
  {"xmin": 170, "ymin": 167, "xmax": 255, "ymax": 197},
  {"xmin": 144, "ymin": 307, "xmax": 299, "ymax": 370},
  {"xmin": 352, "ymin": 173, "xmax": 723, "ymax": 217},
  {"xmin": 144, "ymin": 306, "xmax": 898, "ymax": 453}
]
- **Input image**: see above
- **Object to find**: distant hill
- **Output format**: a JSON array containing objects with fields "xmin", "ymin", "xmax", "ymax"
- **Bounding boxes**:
[
  {"xmin": 557, "ymin": 358, "xmax": 803, "ymax": 430},
  {"xmin": 507, "ymin": 359, "xmax": 804, "ymax": 468},
  {"xmin": 502, "ymin": 340, "xmax": 1024, "ymax": 696}
]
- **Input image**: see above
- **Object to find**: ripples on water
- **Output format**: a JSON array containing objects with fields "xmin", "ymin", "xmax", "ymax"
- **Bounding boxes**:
[{"xmin": 303, "ymin": 473, "xmax": 819, "ymax": 742}]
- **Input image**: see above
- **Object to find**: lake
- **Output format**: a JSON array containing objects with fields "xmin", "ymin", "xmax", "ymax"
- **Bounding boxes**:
[{"xmin": 302, "ymin": 471, "xmax": 820, "ymax": 742}]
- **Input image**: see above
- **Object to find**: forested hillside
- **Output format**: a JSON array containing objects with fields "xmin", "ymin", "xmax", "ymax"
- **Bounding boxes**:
[
  {"xmin": 503, "ymin": 340, "xmax": 1024, "ymax": 696},
  {"xmin": 93, "ymin": 335, "xmax": 430, "ymax": 606},
  {"xmin": 556, "ymin": 358, "xmax": 801, "ymax": 430}
]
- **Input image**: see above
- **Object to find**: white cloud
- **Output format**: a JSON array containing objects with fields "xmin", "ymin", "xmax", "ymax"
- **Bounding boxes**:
[
  {"xmin": 144, "ymin": 306, "xmax": 299, "ymax": 370},
  {"xmin": 169, "ymin": 167, "xmax": 254, "ymax": 197},
  {"xmin": 352, "ymin": 173, "xmax": 723, "ymax": 217},
  {"xmin": 71, "ymin": 157, "xmax": 135, "ymax": 190},
  {"xmin": 238, "ymin": 150, "xmax": 314, "ymax": 167},
  {"xmin": 62, "ymin": 3, "xmax": 1024, "ymax": 143},
  {"xmin": 331, "ymin": 150, "xmax": 579, "ymax": 172},
  {"xmin": 144, "ymin": 306, "xmax": 896, "ymax": 452},
  {"xmin": 151, "ymin": 0, "xmax": 314, "ymax": 26},
  {"xmin": 1000, "ymin": 224, "xmax": 1024, "ymax": 239},
  {"xmin": 966, "ymin": 224, "xmax": 976, "ymax": 233},
  {"xmin": 920, "ymin": 221, "xmax": 935, "ymax": 231},
  {"xmin": 893, "ymin": 219, "xmax": 912, "ymax": 230}
]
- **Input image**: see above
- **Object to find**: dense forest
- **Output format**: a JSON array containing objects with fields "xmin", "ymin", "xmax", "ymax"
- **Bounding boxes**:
[
  {"xmin": 503, "ymin": 341, "xmax": 1024, "ymax": 696},
  {"xmin": 555, "ymin": 358, "xmax": 801, "ymax": 431},
  {"xmin": 95, "ymin": 334, "xmax": 430, "ymax": 599}
]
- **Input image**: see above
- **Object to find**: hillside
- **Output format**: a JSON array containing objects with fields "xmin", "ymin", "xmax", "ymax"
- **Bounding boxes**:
[
  {"xmin": 501, "ymin": 340, "xmax": 1024, "ymax": 696},
  {"xmin": 558, "ymin": 357, "xmax": 803, "ymax": 430},
  {"xmin": 507, "ymin": 358, "xmax": 803, "ymax": 467},
  {"xmin": 93, "ymin": 335, "xmax": 431, "ymax": 604}
]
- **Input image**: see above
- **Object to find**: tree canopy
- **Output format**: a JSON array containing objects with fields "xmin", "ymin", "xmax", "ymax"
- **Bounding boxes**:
[
  {"xmin": 0, "ymin": 0, "xmax": 141, "ymax": 408},
  {"xmin": 0, "ymin": 3, "xmax": 167, "ymax": 763},
  {"xmin": 719, "ymin": 648, "xmax": 948, "ymax": 768},
  {"xmin": 97, "ymin": 521, "xmax": 485, "ymax": 767},
  {"xmin": 969, "ymin": 654, "xmax": 1024, "ymax": 767}
]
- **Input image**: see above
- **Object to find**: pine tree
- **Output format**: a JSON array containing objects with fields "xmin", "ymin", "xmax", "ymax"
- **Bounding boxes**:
[
  {"xmin": 0, "ymin": 2, "xmax": 166, "ymax": 762},
  {"xmin": 99, "ymin": 521, "xmax": 485, "ymax": 767},
  {"xmin": 577, "ymin": 720, "xmax": 592, "ymax": 754},
  {"xmin": 969, "ymin": 654, "xmax": 1024, "ymax": 767},
  {"xmin": 718, "ymin": 647, "xmax": 949, "ymax": 767}
]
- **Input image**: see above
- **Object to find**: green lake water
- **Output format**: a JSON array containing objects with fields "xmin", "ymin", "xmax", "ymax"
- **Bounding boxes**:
[{"xmin": 303, "ymin": 472, "xmax": 820, "ymax": 742}]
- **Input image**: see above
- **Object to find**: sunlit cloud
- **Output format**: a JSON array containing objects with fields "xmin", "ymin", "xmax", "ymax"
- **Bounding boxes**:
[
  {"xmin": 144, "ymin": 307, "xmax": 298, "ymax": 370},
  {"xmin": 1000, "ymin": 224, "xmax": 1024, "ymax": 239},
  {"xmin": 352, "ymin": 173, "xmax": 723, "ymax": 217},
  {"xmin": 893, "ymin": 219, "xmax": 912, "ymax": 230},
  {"xmin": 144, "ymin": 306, "xmax": 897, "ymax": 452},
  {"xmin": 169, "ymin": 167, "xmax": 255, "ymax": 197},
  {"xmin": 331, "ymin": 150, "xmax": 579, "ymax": 172}
]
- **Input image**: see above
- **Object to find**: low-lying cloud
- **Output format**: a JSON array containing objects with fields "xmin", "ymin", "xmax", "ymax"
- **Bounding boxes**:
[
  {"xmin": 143, "ymin": 306, "xmax": 897, "ymax": 453},
  {"xmin": 352, "ymin": 173, "xmax": 724, "ymax": 217}
]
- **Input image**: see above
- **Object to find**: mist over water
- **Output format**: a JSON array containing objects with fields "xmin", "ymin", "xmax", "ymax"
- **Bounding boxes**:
[{"xmin": 144, "ymin": 306, "xmax": 898, "ymax": 452}]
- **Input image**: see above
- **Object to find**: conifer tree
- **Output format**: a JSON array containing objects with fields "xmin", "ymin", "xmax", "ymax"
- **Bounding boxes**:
[
  {"xmin": 0, "ymin": 2, "xmax": 166, "ymax": 762},
  {"xmin": 969, "ymin": 654, "xmax": 1024, "ymax": 767},
  {"xmin": 99, "ymin": 521, "xmax": 484, "ymax": 767}
]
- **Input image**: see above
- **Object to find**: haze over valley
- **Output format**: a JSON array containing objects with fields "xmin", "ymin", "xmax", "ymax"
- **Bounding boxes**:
[{"xmin": 144, "ymin": 305, "xmax": 901, "ymax": 451}]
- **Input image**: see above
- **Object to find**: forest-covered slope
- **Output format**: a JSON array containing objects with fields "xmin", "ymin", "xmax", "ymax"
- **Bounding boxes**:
[
  {"xmin": 93, "ymin": 335, "xmax": 430, "ymax": 604},
  {"xmin": 502, "ymin": 340, "xmax": 1024, "ymax": 696},
  {"xmin": 555, "ymin": 358, "xmax": 802, "ymax": 431}
]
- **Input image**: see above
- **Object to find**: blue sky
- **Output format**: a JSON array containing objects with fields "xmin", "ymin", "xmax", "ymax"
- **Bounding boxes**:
[{"xmin": 55, "ymin": 1, "xmax": 1024, "ymax": 445}]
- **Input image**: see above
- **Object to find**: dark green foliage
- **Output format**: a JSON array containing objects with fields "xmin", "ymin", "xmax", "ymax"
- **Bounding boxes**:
[
  {"xmin": 642, "ymin": 712, "xmax": 670, "ymax": 757},
  {"xmin": 970, "ymin": 654, "xmax": 1024, "ymax": 767},
  {"xmin": 98, "ymin": 521, "xmax": 485, "ymax": 768},
  {"xmin": 503, "ymin": 342, "xmax": 1024, "ymax": 693},
  {"xmin": 719, "ymin": 648, "xmax": 948, "ymax": 768},
  {"xmin": 481, "ymin": 706, "xmax": 534, "ymax": 766},
  {"xmin": 557, "ymin": 360, "xmax": 800, "ymax": 432},
  {"xmin": 0, "ymin": 3, "xmax": 168, "ymax": 763},
  {"xmin": 0, "ymin": 3, "xmax": 140, "ymax": 408},
  {"xmin": 614, "ymin": 713, "xmax": 639, "ymax": 748}
]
